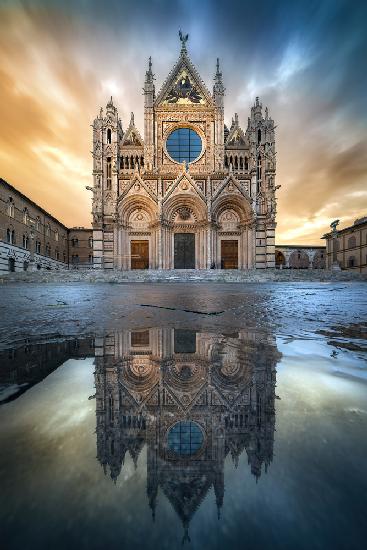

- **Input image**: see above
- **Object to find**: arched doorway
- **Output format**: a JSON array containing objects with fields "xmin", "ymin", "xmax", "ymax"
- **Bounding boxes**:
[
  {"xmin": 164, "ymin": 194, "xmax": 207, "ymax": 269},
  {"xmin": 312, "ymin": 250, "xmax": 326, "ymax": 269},
  {"xmin": 289, "ymin": 250, "xmax": 310, "ymax": 269},
  {"xmin": 275, "ymin": 250, "xmax": 286, "ymax": 268}
]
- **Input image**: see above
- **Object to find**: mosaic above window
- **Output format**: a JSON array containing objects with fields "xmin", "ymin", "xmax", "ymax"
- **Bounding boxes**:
[
  {"xmin": 166, "ymin": 127, "xmax": 202, "ymax": 164},
  {"xmin": 163, "ymin": 70, "xmax": 205, "ymax": 104}
]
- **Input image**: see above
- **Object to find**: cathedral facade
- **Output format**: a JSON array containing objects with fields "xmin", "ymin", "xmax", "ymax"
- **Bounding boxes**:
[{"xmin": 92, "ymin": 35, "xmax": 278, "ymax": 270}]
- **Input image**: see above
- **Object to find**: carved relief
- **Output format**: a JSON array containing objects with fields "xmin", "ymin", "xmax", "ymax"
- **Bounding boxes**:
[
  {"xmin": 163, "ymin": 70, "xmax": 205, "ymax": 105},
  {"xmin": 218, "ymin": 209, "xmax": 240, "ymax": 231}
]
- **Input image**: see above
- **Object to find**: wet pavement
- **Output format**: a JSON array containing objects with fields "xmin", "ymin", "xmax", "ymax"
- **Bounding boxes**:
[{"xmin": 0, "ymin": 282, "xmax": 366, "ymax": 549}]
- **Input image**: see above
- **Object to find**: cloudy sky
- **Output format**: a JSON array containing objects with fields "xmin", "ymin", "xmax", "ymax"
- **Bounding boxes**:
[{"xmin": 0, "ymin": 0, "xmax": 366, "ymax": 243}]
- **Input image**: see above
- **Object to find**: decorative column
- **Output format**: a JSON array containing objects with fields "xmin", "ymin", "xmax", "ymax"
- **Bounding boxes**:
[{"xmin": 330, "ymin": 219, "xmax": 341, "ymax": 271}]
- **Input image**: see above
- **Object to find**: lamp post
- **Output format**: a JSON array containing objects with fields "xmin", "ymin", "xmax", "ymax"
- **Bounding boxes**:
[{"xmin": 330, "ymin": 219, "xmax": 341, "ymax": 271}]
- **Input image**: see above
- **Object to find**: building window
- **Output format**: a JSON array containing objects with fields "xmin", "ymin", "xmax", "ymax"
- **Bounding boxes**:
[
  {"xmin": 71, "ymin": 238, "xmax": 78, "ymax": 247},
  {"xmin": 106, "ymin": 157, "xmax": 112, "ymax": 190},
  {"xmin": 258, "ymin": 129, "xmax": 261, "ymax": 143},
  {"xmin": 46, "ymin": 224, "xmax": 50, "ymax": 236},
  {"xmin": 348, "ymin": 256, "xmax": 356, "ymax": 268},
  {"xmin": 22, "ymin": 234, "xmax": 29, "ymax": 249},
  {"xmin": 7, "ymin": 198, "xmax": 14, "ymax": 218},
  {"xmin": 88, "ymin": 254, "xmax": 93, "ymax": 264},
  {"xmin": 88, "ymin": 236, "xmax": 93, "ymax": 248},
  {"xmin": 45, "ymin": 243, "xmax": 51, "ymax": 256},
  {"xmin": 72, "ymin": 254, "xmax": 79, "ymax": 264},
  {"xmin": 55, "ymin": 249, "xmax": 59, "ymax": 261},
  {"xmin": 36, "ymin": 216, "xmax": 41, "ymax": 231},
  {"xmin": 63, "ymin": 252, "xmax": 66, "ymax": 263},
  {"xmin": 36, "ymin": 241, "xmax": 41, "ymax": 254},
  {"xmin": 348, "ymin": 236, "xmax": 356, "ymax": 248},
  {"xmin": 8, "ymin": 258, "xmax": 15, "ymax": 272},
  {"xmin": 107, "ymin": 128, "xmax": 112, "ymax": 144},
  {"xmin": 244, "ymin": 156, "xmax": 248, "ymax": 170},
  {"xmin": 6, "ymin": 228, "xmax": 15, "ymax": 244},
  {"xmin": 23, "ymin": 208, "xmax": 29, "ymax": 225},
  {"xmin": 166, "ymin": 128, "xmax": 202, "ymax": 164},
  {"xmin": 55, "ymin": 230, "xmax": 59, "ymax": 242}
]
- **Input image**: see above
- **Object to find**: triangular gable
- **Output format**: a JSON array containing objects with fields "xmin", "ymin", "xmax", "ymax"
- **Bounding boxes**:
[
  {"xmin": 212, "ymin": 173, "xmax": 251, "ymax": 202},
  {"xmin": 155, "ymin": 52, "xmax": 213, "ymax": 107},
  {"xmin": 120, "ymin": 172, "xmax": 158, "ymax": 203},
  {"xmin": 162, "ymin": 170, "xmax": 206, "ymax": 203},
  {"xmin": 121, "ymin": 114, "xmax": 144, "ymax": 147},
  {"xmin": 225, "ymin": 115, "xmax": 247, "ymax": 147}
]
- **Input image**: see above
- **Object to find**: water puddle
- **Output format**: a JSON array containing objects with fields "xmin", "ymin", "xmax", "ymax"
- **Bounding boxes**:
[{"xmin": 0, "ymin": 321, "xmax": 366, "ymax": 549}]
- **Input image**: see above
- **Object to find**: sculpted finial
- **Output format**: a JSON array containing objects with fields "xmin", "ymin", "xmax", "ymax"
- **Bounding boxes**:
[
  {"xmin": 179, "ymin": 29, "xmax": 189, "ymax": 53},
  {"xmin": 330, "ymin": 219, "xmax": 340, "ymax": 232}
]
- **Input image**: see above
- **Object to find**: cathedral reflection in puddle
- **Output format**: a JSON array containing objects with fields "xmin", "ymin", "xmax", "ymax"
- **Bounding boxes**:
[{"xmin": 94, "ymin": 328, "xmax": 281, "ymax": 541}]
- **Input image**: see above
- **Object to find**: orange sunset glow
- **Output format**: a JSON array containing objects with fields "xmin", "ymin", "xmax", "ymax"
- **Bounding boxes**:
[{"xmin": 0, "ymin": 0, "xmax": 366, "ymax": 242}]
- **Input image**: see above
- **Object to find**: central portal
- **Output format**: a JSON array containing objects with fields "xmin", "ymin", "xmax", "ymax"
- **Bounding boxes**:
[{"xmin": 174, "ymin": 233, "xmax": 195, "ymax": 269}]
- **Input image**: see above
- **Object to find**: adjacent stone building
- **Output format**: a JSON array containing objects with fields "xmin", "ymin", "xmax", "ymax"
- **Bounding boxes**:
[
  {"xmin": 92, "ymin": 35, "xmax": 278, "ymax": 270},
  {"xmin": 323, "ymin": 217, "xmax": 367, "ymax": 273},
  {"xmin": 275, "ymin": 245, "xmax": 326, "ymax": 269},
  {"xmin": 0, "ymin": 178, "xmax": 69, "ymax": 272},
  {"xmin": 0, "ymin": 178, "xmax": 92, "ymax": 273},
  {"xmin": 68, "ymin": 227, "xmax": 94, "ymax": 269}
]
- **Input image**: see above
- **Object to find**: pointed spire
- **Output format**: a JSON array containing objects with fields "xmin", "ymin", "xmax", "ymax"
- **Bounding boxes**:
[
  {"xmin": 130, "ymin": 112, "xmax": 134, "ymax": 126},
  {"xmin": 234, "ymin": 112, "xmax": 239, "ymax": 125},
  {"xmin": 213, "ymin": 57, "xmax": 225, "ymax": 99},
  {"xmin": 145, "ymin": 56, "xmax": 154, "ymax": 84},
  {"xmin": 182, "ymin": 524, "xmax": 191, "ymax": 545}
]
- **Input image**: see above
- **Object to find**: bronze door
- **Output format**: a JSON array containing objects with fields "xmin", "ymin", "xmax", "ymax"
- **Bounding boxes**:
[
  {"xmin": 174, "ymin": 233, "xmax": 195, "ymax": 269},
  {"xmin": 221, "ymin": 240, "xmax": 238, "ymax": 269},
  {"xmin": 131, "ymin": 240, "xmax": 149, "ymax": 269}
]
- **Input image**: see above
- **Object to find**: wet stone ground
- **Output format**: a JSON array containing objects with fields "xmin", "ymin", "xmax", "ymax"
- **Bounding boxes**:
[{"xmin": 0, "ymin": 282, "xmax": 366, "ymax": 550}]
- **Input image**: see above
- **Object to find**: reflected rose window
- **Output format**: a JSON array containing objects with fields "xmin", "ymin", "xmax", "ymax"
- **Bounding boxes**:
[
  {"xmin": 166, "ymin": 128, "xmax": 202, "ymax": 164},
  {"xmin": 167, "ymin": 421, "xmax": 204, "ymax": 456}
]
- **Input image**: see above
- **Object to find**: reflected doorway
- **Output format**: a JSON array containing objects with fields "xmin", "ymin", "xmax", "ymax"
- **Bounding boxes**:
[
  {"xmin": 131, "ymin": 240, "xmax": 149, "ymax": 269},
  {"xmin": 174, "ymin": 233, "xmax": 195, "ymax": 269},
  {"xmin": 221, "ymin": 240, "xmax": 238, "ymax": 269}
]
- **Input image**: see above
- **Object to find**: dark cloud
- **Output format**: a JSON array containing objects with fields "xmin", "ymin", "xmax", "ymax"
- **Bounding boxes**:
[{"xmin": 0, "ymin": 0, "xmax": 366, "ymax": 239}]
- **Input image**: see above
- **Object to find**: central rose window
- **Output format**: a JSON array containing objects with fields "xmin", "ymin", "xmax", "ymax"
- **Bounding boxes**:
[
  {"xmin": 166, "ymin": 128, "xmax": 202, "ymax": 164},
  {"xmin": 167, "ymin": 421, "xmax": 204, "ymax": 456}
]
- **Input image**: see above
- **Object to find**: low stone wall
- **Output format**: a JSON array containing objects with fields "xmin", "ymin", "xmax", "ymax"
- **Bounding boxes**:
[{"xmin": 1, "ymin": 268, "xmax": 366, "ymax": 284}]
